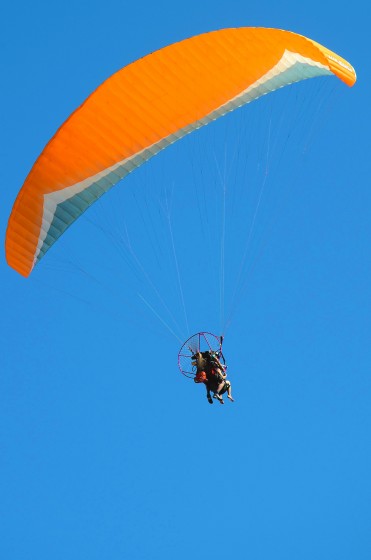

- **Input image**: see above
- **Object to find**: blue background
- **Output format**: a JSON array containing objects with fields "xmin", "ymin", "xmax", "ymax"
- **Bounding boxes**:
[{"xmin": 1, "ymin": 1, "xmax": 370, "ymax": 558}]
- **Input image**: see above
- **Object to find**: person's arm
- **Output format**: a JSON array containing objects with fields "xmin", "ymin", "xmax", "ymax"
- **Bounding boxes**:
[{"xmin": 213, "ymin": 355, "xmax": 227, "ymax": 373}]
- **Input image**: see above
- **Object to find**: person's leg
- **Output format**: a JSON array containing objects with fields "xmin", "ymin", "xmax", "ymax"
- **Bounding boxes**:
[
  {"xmin": 205, "ymin": 385, "xmax": 213, "ymax": 404},
  {"xmin": 213, "ymin": 381, "xmax": 225, "ymax": 404},
  {"xmin": 218, "ymin": 380, "xmax": 226, "ymax": 394},
  {"xmin": 226, "ymin": 380, "xmax": 234, "ymax": 401}
]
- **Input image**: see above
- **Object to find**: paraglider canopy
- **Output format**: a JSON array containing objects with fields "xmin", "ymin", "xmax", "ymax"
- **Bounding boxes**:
[{"xmin": 5, "ymin": 27, "xmax": 356, "ymax": 278}]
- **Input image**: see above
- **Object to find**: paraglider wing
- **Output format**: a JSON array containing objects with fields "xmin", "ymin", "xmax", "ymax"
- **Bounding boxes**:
[{"xmin": 5, "ymin": 28, "xmax": 356, "ymax": 277}]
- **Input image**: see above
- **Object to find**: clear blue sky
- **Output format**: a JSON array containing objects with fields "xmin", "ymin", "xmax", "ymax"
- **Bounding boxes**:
[{"xmin": 1, "ymin": 1, "xmax": 370, "ymax": 559}]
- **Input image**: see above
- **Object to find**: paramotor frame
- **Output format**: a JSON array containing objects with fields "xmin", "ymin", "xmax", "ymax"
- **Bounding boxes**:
[{"xmin": 178, "ymin": 332, "xmax": 225, "ymax": 379}]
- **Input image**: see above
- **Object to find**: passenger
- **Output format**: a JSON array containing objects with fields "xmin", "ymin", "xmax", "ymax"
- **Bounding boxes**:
[{"xmin": 193, "ymin": 350, "xmax": 234, "ymax": 404}]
